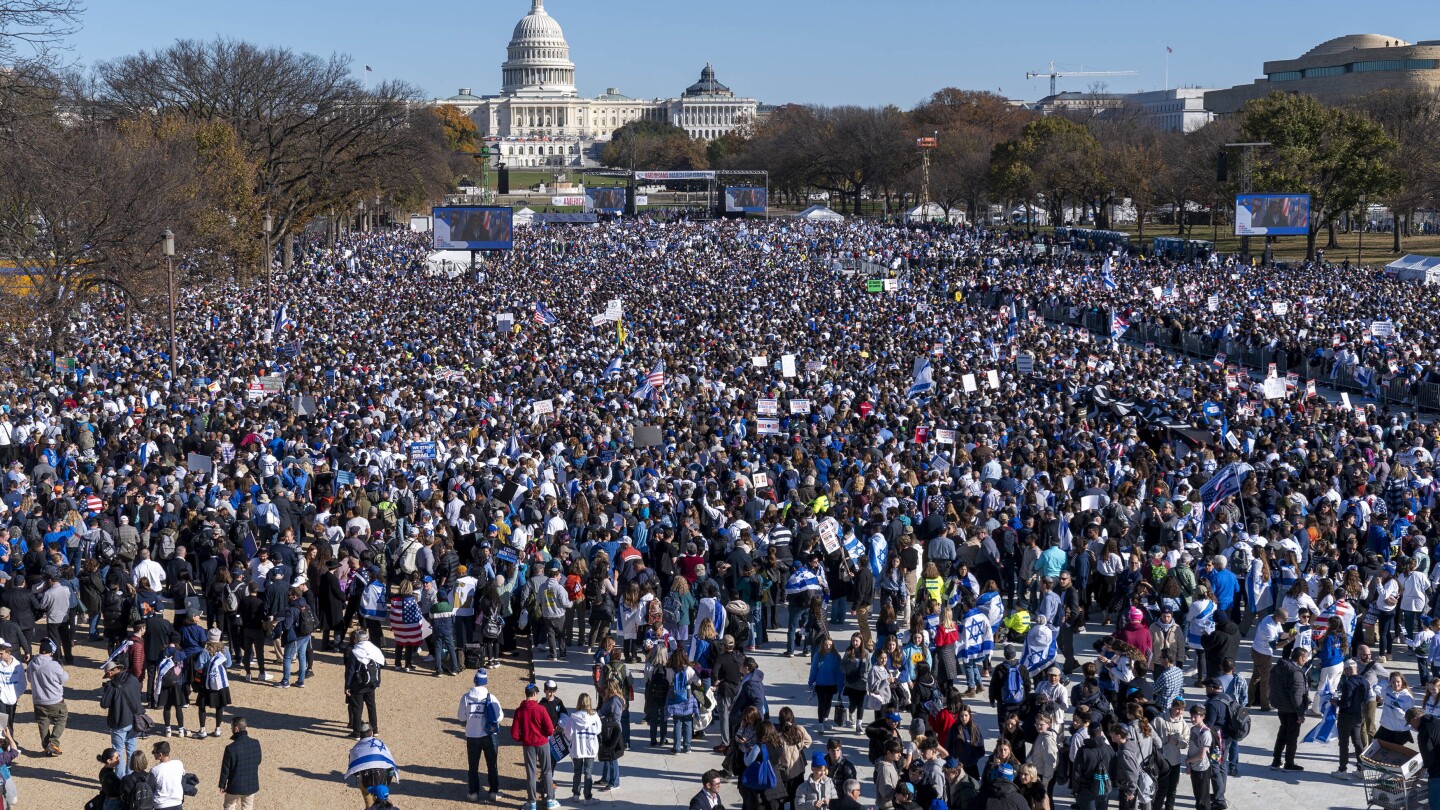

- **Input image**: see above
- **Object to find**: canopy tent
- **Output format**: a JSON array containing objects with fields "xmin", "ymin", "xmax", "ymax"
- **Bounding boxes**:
[
  {"xmin": 1384, "ymin": 254, "xmax": 1440, "ymax": 284},
  {"xmin": 904, "ymin": 203, "xmax": 965, "ymax": 225},
  {"xmin": 797, "ymin": 205, "xmax": 844, "ymax": 222},
  {"xmin": 513, "ymin": 207, "xmax": 537, "ymax": 228},
  {"xmin": 425, "ymin": 250, "xmax": 474, "ymax": 277}
]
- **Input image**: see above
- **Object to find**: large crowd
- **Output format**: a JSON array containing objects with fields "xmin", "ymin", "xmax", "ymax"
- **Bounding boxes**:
[{"xmin": 3, "ymin": 216, "xmax": 1440, "ymax": 810}]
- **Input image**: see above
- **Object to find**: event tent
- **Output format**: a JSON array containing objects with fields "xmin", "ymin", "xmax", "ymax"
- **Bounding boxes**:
[
  {"xmin": 904, "ymin": 203, "xmax": 965, "ymax": 225},
  {"xmin": 513, "ymin": 207, "xmax": 537, "ymax": 227},
  {"xmin": 1384, "ymin": 254, "xmax": 1440, "ymax": 284},
  {"xmin": 797, "ymin": 205, "xmax": 844, "ymax": 222}
]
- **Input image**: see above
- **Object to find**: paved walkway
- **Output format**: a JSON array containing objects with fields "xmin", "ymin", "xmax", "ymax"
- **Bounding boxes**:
[{"xmin": 533, "ymin": 614, "xmax": 1401, "ymax": 810}]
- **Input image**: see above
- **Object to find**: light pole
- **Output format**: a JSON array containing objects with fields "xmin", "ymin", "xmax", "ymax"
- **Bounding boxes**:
[
  {"xmin": 163, "ymin": 229, "xmax": 176, "ymax": 378},
  {"xmin": 262, "ymin": 213, "xmax": 273, "ymax": 314}
]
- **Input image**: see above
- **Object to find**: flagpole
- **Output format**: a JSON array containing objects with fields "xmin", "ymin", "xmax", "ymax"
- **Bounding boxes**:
[{"xmin": 1165, "ymin": 48, "xmax": 1170, "ymax": 92}]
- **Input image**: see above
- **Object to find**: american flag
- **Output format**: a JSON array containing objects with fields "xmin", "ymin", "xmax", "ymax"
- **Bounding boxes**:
[
  {"xmin": 389, "ymin": 596, "xmax": 426, "ymax": 646},
  {"xmin": 533, "ymin": 301, "xmax": 558, "ymax": 326},
  {"xmin": 85, "ymin": 494, "xmax": 103, "ymax": 513},
  {"xmin": 645, "ymin": 359, "xmax": 666, "ymax": 389}
]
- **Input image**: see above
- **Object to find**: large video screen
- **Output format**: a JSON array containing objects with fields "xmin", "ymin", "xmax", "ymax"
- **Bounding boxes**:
[
  {"xmin": 586, "ymin": 187, "xmax": 627, "ymax": 214},
  {"xmin": 1235, "ymin": 194, "xmax": 1310, "ymax": 236},
  {"xmin": 433, "ymin": 206, "xmax": 513, "ymax": 250},
  {"xmin": 725, "ymin": 186, "xmax": 768, "ymax": 213}
]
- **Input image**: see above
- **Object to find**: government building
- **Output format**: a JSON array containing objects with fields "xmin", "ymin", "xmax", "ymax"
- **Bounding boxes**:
[
  {"xmin": 436, "ymin": 0, "xmax": 759, "ymax": 167},
  {"xmin": 1205, "ymin": 33, "xmax": 1440, "ymax": 114}
]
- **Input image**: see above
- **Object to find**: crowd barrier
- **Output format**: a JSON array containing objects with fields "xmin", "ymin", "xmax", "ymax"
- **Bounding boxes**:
[{"xmin": 961, "ymin": 289, "xmax": 1440, "ymax": 413}]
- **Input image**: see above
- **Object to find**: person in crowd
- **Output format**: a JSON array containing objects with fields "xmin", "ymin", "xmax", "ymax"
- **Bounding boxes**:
[{"xmin": 218, "ymin": 716, "xmax": 262, "ymax": 810}]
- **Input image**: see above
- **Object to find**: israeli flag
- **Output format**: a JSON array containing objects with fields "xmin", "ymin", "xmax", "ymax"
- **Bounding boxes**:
[
  {"xmin": 908, "ymin": 357, "xmax": 934, "ymax": 399},
  {"xmin": 603, "ymin": 357, "xmax": 623, "ymax": 381},
  {"xmin": 1101, "ymin": 256, "xmax": 1117, "ymax": 290},
  {"xmin": 345, "ymin": 736, "xmax": 401, "ymax": 781}
]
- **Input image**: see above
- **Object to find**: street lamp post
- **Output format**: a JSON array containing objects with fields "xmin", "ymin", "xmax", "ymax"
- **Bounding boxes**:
[
  {"xmin": 262, "ymin": 213, "xmax": 274, "ymax": 315},
  {"xmin": 163, "ymin": 229, "xmax": 176, "ymax": 378}
]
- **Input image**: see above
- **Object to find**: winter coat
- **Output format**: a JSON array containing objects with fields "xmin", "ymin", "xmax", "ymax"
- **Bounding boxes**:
[{"xmin": 1269, "ymin": 656, "xmax": 1309, "ymax": 714}]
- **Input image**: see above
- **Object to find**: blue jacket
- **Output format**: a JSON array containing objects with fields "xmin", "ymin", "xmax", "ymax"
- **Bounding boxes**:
[
  {"xmin": 1208, "ymin": 569, "xmax": 1239, "ymax": 611},
  {"xmin": 809, "ymin": 650, "xmax": 843, "ymax": 688}
]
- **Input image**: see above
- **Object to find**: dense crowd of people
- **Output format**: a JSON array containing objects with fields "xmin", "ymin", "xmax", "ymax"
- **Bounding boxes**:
[{"xmin": 3, "ymin": 216, "xmax": 1440, "ymax": 810}]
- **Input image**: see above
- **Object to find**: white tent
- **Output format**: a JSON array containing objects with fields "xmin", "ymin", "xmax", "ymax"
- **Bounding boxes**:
[
  {"xmin": 797, "ymin": 205, "xmax": 844, "ymax": 222},
  {"xmin": 1384, "ymin": 254, "xmax": 1440, "ymax": 283},
  {"xmin": 513, "ymin": 207, "xmax": 537, "ymax": 227},
  {"xmin": 425, "ymin": 250, "xmax": 474, "ymax": 277},
  {"xmin": 904, "ymin": 203, "xmax": 965, "ymax": 224}
]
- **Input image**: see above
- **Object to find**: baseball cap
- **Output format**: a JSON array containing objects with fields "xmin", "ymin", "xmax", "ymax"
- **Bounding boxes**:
[
  {"xmin": 369, "ymin": 785, "xmax": 390, "ymax": 800},
  {"xmin": 885, "ymin": 712, "xmax": 901, "ymax": 724}
]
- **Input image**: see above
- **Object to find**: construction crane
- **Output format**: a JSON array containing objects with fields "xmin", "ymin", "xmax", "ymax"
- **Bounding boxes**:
[{"xmin": 1026, "ymin": 61, "xmax": 1138, "ymax": 97}]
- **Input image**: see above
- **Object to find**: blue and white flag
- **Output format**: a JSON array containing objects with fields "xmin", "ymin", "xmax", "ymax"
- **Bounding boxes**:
[
  {"xmin": 533, "ymin": 301, "xmax": 558, "ymax": 326},
  {"xmin": 1021, "ymin": 624, "xmax": 1057, "ymax": 675},
  {"xmin": 1303, "ymin": 682, "xmax": 1338, "ymax": 744},
  {"xmin": 272, "ymin": 302, "xmax": 295, "ymax": 333},
  {"xmin": 960, "ymin": 608, "xmax": 994, "ymax": 663},
  {"xmin": 907, "ymin": 357, "xmax": 934, "ymax": 399},
  {"xmin": 1101, "ymin": 257, "xmax": 1117, "ymax": 290},
  {"xmin": 785, "ymin": 565, "xmax": 822, "ymax": 597},
  {"xmin": 1057, "ymin": 514, "xmax": 1074, "ymax": 551},
  {"xmin": 1355, "ymin": 366, "xmax": 1374, "ymax": 389},
  {"xmin": 603, "ymin": 356, "xmax": 623, "ymax": 381},
  {"xmin": 345, "ymin": 735, "xmax": 401, "ymax": 781}
]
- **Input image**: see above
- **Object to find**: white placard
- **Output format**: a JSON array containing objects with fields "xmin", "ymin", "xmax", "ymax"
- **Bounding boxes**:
[
  {"xmin": 1371, "ymin": 321, "xmax": 1395, "ymax": 338},
  {"xmin": 752, "ymin": 472, "xmax": 770, "ymax": 488},
  {"xmin": 986, "ymin": 370, "xmax": 1001, "ymax": 389},
  {"xmin": 757, "ymin": 398, "xmax": 778, "ymax": 416},
  {"xmin": 591, "ymin": 314, "xmax": 608, "ymax": 327},
  {"xmin": 1016, "ymin": 354, "xmax": 1034, "ymax": 375},
  {"xmin": 1208, "ymin": 294, "xmax": 1219, "ymax": 312},
  {"xmin": 962, "ymin": 374, "xmax": 977, "ymax": 393},
  {"xmin": 935, "ymin": 428, "xmax": 956, "ymax": 445},
  {"xmin": 751, "ymin": 355, "xmax": 768, "ymax": 368},
  {"xmin": 1272, "ymin": 301, "xmax": 1289, "ymax": 316},
  {"xmin": 1225, "ymin": 431, "xmax": 1240, "ymax": 449},
  {"xmin": 790, "ymin": 398, "xmax": 811, "ymax": 414},
  {"xmin": 1081, "ymin": 495, "xmax": 1102, "ymax": 512},
  {"xmin": 882, "ymin": 278, "xmax": 898, "ymax": 292},
  {"xmin": 1263, "ymin": 377, "xmax": 1286, "ymax": 400},
  {"xmin": 781, "ymin": 354, "xmax": 796, "ymax": 378},
  {"xmin": 533, "ymin": 399, "xmax": 554, "ymax": 416},
  {"xmin": 757, "ymin": 418, "xmax": 780, "ymax": 435},
  {"xmin": 1152, "ymin": 286, "xmax": 1163, "ymax": 301},
  {"xmin": 1340, "ymin": 392, "xmax": 1354, "ymax": 411},
  {"xmin": 605, "ymin": 298, "xmax": 623, "ymax": 320}
]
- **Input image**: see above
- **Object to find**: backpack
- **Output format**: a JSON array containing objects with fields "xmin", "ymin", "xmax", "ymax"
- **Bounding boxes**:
[
  {"xmin": 481, "ymin": 606, "xmax": 504, "ymax": 639},
  {"xmin": 645, "ymin": 598, "xmax": 664, "ymax": 626},
  {"xmin": 397, "ymin": 491, "xmax": 414, "ymax": 518},
  {"xmin": 671, "ymin": 669, "xmax": 689, "ymax": 705},
  {"xmin": 397, "ymin": 540, "xmax": 420, "ymax": 575},
  {"xmin": 1002, "ymin": 664, "xmax": 1025, "ymax": 705},
  {"xmin": 262, "ymin": 505, "xmax": 280, "ymax": 530},
  {"xmin": 223, "ymin": 584, "xmax": 240, "ymax": 614},
  {"xmin": 96, "ymin": 536, "xmax": 117, "ymax": 564},
  {"xmin": 155, "ymin": 530, "xmax": 177, "ymax": 560},
  {"xmin": 1149, "ymin": 561, "xmax": 1169, "ymax": 586},
  {"xmin": 352, "ymin": 654, "xmax": 381, "ymax": 688},
  {"xmin": 1221, "ymin": 695, "xmax": 1251, "ymax": 741},
  {"xmin": 483, "ymin": 696, "xmax": 501, "ymax": 737},
  {"xmin": 102, "ymin": 589, "xmax": 126, "ymax": 620},
  {"xmin": 741, "ymin": 741, "xmax": 779, "ymax": 792},
  {"xmin": 598, "ymin": 714, "xmax": 625, "ymax": 761},
  {"xmin": 296, "ymin": 602, "xmax": 318, "ymax": 636},
  {"xmin": 125, "ymin": 775, "xmax": 156, "ymax": 810},
  {"xmin": 662, "ymin": 593, "xmax": 682, "ymax": 626}
]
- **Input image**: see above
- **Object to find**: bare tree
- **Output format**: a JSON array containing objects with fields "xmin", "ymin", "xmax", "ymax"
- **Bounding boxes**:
[{"xmin": 92, "ymin": 38, "xmax": 447, "ymax": 268}]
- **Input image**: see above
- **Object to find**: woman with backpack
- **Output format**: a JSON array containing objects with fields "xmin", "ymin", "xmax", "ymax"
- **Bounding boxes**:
[
  {"xmin": 666, "ymin": 648, "xmax": 700, "ymax": 754},
  {"xmin": 475, "ymin": 579, "xmax": 505, "ymax": 669},
  {"xmin": 193, "ymin": 629, "xmax": 233, "ymax": 738},
  {"xmin": 119, "ymin": 750, "xmax": 158, "ymax": 810},
  {"xmin": 642, "ymin": 642, "xmax": 672, "ymax": 748},
  {"xmin": 153, "ymin": 643, "xmax": 188, "ymax": 738},
  {"xmin": 585, "ymin": 553, "xmax": 617, "ymax": 654}
]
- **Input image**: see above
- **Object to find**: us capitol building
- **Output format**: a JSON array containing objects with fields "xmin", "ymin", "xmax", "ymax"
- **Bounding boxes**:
[{"xmin": 436, "ymin": 0, "xmax": 759, "ymax": 168}]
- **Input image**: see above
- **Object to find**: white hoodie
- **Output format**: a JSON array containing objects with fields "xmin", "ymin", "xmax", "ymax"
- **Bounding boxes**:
[
  {"xmin": 562, "ymin": 710, "xmax": 601, "ymax": 759},
  {"xmin": 458, "ymin": 686, "xmax": 503, "ymax": 738},
  {"xmin": 352, "ymin": 640, "xmax": 386, "ymax": 667}
]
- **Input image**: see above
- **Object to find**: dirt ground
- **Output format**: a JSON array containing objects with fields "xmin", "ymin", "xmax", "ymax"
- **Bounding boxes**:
[{"xmin": 17, "ymin": 626, "xmax": 533, "ymax": 809}]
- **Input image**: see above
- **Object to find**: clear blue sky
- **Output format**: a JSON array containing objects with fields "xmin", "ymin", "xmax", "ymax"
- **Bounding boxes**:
[{"xmin": 65, "ymin": 0, "xmax": 1436, "ymax": 107}]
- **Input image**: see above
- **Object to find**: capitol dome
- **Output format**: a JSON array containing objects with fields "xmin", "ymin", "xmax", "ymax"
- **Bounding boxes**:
[{"xmin": 501, "ymin": 0, "xmax": 577, "ymax": 98}]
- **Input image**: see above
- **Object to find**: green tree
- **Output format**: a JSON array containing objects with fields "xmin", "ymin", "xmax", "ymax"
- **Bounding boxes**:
[
  {"xmin": 1239, "ymin": 92, "xmax": 1400, "ymax": 259},
  {"xmin": 990, "ymin": 116, "xmax": 1099, "ymax": 226},
  {"xmin": 601, "ymin": 119, "xmax": 707, "ymax": 170},
  {"xmin": 1353, "ymin": 89, "xmax": 1440, "ymax": 254}
]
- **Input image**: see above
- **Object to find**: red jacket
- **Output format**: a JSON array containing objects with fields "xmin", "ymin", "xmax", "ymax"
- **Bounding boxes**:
[
  {"xmin": 126, "ymin": 634, "xmax": 146, "ymax": 679},
  {"xmin": 511, "ymin": 698, "xmax": 555, "ymax": 747}
]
